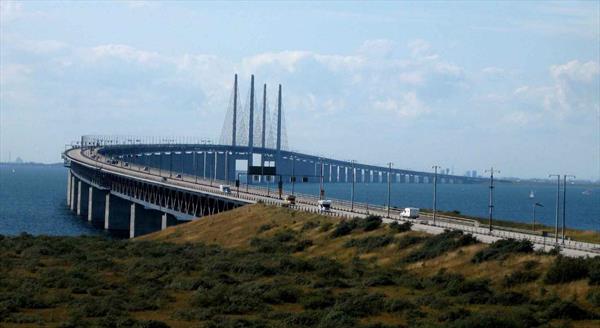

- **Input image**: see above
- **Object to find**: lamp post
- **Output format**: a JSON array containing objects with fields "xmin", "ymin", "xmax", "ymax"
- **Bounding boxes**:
[
  {"xmin": 532, "ymin": 202, "xmax": 543, "ymax": 232},
  {"xmin": 351, "ymin": 160, "xmax": 356, "ymax": 212},
  {"xmin": 319, "ymin": 159, "xmax": 324, "ymax": 200},
  {"xmin": 432, "ymin": 165, "xmax": 441, "ymax": 225},
  {"xmin": 485, "ymin": 167, "xmax": 500, "ymax": 233},
  {"xmin": 562, "ymin": 174, "xmax": 575, "ymax": 243},
  {"xmin": 387, "ymin": 162, "xmax": 393, "ymax": 218},
  {"xmin": 291, "ymin": 155, "xmax": 296, "ymax": 195},
  {"xmin": 549, "ymin": 174, "xmax": 560, "ymax": 244}
]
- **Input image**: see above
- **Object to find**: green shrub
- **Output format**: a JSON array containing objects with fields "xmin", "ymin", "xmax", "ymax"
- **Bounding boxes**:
[
  {"xmin": 502, "ymin": 270, "xmax": 540, "ymax": 287},
  {"xmin": 301, "ymin": 220, "xmax": 320, "ymax": 232},
  {"xmin": 361, "ymin": 215, "xmax": 383, "ymax": 231},
  {"xmin": 333, "ymin": 290, "xmax": 385, "ymax": 317},
  {"xmin": 540, "ymin": 299, "xmax": 593, "ymax": 320},
  {"xmin": 344, "ymin": 235, "xmax": 395, "ymax": 252},
  {"xmin": 257, "ymin": 224, "xmax": 274, "ymax": 233},
  {"xmin": 588, "ymin": 256, "xmax": 600, "ymax": 285},
  {"xmin": 389, "ymin": 221, "xmax": 412, "ymax": 233},
  {"xmin": 330, "ymin": 220, "xmax": 358, "ymax": 238},
  {"xmin": 587, "ymin": 288, "xmax": 600, "ymax": 307},
  {"xmin": 403, "ymin": 230, "xmax": 477, "ymax": 263},
  {"xmin": 396, "ymin": 235, "xmax": 427, "ymax": 249},
  {"xmin": 472, "ymin": 239, "xmax": 533, "ymax": 263},
  {"xmin": 319, "ymin": 222, "xmax": 333, "ymax": 232},
  {"xmin": 384, "ymin": 298, "xmax": 416, "ymax": 313},
  {"xmin": 544, "ymin": 256, "xmax": 589, "ymax": 284},
  {"xmin": 301, "ymin": 290, "xmax": 335, "ymax": 309}
]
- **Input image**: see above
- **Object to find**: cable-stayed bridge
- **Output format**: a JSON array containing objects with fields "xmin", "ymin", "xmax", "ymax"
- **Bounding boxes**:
[{"xmin": 61, "ymin": 73, "xmax": 599, "ymax": 255}]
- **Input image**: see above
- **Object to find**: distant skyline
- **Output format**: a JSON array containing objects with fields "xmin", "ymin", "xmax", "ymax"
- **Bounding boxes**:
[{"xmin": 1, "ymin": 1, "xmax": 599, "ymax": 180}]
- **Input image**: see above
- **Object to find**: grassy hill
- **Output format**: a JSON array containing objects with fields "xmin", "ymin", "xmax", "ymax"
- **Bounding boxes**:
[{"xmin": 1, "ymin": 203, "xmax": 599, "ymax": 327}]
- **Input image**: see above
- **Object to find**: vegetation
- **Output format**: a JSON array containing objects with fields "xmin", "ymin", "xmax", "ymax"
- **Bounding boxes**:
[
  {"xmin": 471, "ymin": 239, "xmax": 534, "ymax": 263},
  {"xmin": 2, "ymin": 204, "xmax": 598, "ymax": 327}
]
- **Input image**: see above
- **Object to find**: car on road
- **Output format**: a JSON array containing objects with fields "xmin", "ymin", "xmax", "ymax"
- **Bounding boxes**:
[
  {"xmin": 282, "ymin": 195, "xmax": 296, "ymax": 207},
  {"xmin": 318, "ymin": 200, "xmax": 332, "ymax": 212},
  {"xmin": 219, "ymin": 185, "xmax": 231, "ymax": 193},
  {"xmin": 401, "ymin": 207, "xmax": 420, "ymax": 218}
]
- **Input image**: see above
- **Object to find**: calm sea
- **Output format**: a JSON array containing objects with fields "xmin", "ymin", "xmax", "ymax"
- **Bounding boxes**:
[
  {"xmin": 0, "ymin": 164, "xmax": 107, "ymax": 237},
  {"xmin": 0, "ymin": 164, "xmax": 598, "ymax": 236}
]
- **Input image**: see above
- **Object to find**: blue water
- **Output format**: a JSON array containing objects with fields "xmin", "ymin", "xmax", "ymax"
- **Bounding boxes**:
[
  {"xmin": 287, "ymin": 182, "xmax": 600, "ymax": 232},
  {"xmin": 0, "ymin": 164, "xmax": 108, "ymax": 236},
  {"xmin": 0, "ymin": 165, "xmax": 598, "ymax": 236}
]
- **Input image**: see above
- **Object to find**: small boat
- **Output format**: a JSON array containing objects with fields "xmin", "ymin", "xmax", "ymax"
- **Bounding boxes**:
[
  {"xmin": 529, "ymin": 190, "xmax": 535, "ymax": 199},
  {"xmin": 582, "ymin": 189, "xmax": 592, "ymax": 196},
  {"xmin": 11, "ymin": 169, "xmax": 15, "ymax": 173}
]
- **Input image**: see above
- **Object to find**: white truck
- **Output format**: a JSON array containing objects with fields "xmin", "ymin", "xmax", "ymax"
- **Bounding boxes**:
[
  {"xmin": 401, "ymin": 207, "xmax": 420, "ymax": 219},
  {"xmin": 219, "ymin": 184, "xmax": 231, "ymax": 193},
  {"xmin": 318, "ymin": 200, "xmax": 332, "ymax": 212}
]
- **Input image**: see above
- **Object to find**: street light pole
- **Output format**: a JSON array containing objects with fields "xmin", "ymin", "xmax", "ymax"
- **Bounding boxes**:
[
  {"xmin": 351, "ymin": 160, "xmax": 356, "ymax": 212},
  {"xmin": 387, "ymin": 162, "xmax": 393, "ymax": 218},
  {"xmin": 291, "ymin": 155, "xmax": 296, "ymax": 195},
  {"xmin": 485, "ymin": 167, "xmax": 500, "ymax": 233},
  {"xmin": 549, "ymin": 174, "xmax": 560, "ymax": 244},
  {"xmin": 562, "ymin": 174, "xmax": 575, "ymax": 243},
  {"xmin": 319, "ymin": 159, "xmax": 324, "ymax": 200},
  {"xmin": 432, "ymin": 165, "xmax": 440, "ymax": 225},
  {"xmin": 532, "ymin": 202, "xmax": 543, "ymax": 232}
]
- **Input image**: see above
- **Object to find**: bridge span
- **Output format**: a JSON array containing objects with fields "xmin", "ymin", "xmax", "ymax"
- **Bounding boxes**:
[{"xmin": 63, "ymin": 143, "xmax": 598, "ymax": 257}]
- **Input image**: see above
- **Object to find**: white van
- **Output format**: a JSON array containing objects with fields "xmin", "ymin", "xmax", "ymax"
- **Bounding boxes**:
[
  {"xmin": 219, "ymin": 185, "xmax": 231, "ymax": 193},
  {"xmin": 401, "ymin": 207, "xmax": 420, "ymax": 218},
  {"xmin": 318, "ymin": 200, "xmax": 332, "ymax": 212}
]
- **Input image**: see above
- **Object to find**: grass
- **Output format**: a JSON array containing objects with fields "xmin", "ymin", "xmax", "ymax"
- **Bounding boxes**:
[{"xmin": 1, "ymin": 204, "xmax": 599, "ymax": 327}]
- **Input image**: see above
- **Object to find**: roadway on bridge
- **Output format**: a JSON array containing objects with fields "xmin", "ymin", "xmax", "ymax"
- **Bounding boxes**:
[{"xmin": 66, "ymin": 148, "xmax": 599, "ymax": 257}]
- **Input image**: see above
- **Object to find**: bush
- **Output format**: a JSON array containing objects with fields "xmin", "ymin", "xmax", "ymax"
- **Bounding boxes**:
[
  {"xmin": 396, "ymin": 235, "xmax": 427, "ymax": 249},
  {"xmin": 544, "ymin": 256, "xmax": 589, "ymax": 284},
  {"xmin": 301, "ymin": 221, "xmax": 320, "ymax": 232},
  {"xmin": 333, "ymin": 290, "xmax": 385, "ymax": 317},
  {"xmin": 587, "ymin": 288, "xmax": 600, "ymax": 307},
  {"xmin": 361, "ymin": 215, "xmax": 383, "ymax": 231},
  {"xmin": 403, "ymin": 230, "xmax": 477, "ymax": 263},
  {"xmin": 384, "ymin": 298, "xmax": 416, "ymax": 313},
  {"xmin": 257, "ymin": 224, "xmax": 273, "ymax": 233},
  {"xmin": 471, "ymin": 239, "xmax": 533, "ymax": 263},
  {"xmin": 502, "ymin": 270, "xmax": 540, "ymax": 287},
  {"xmin": 330, "ymin": 220, "xmax": 357, "ymax": 238},
  {"xmin": 389, "ymin": 221, "xmax": 412, "ymax": 233},
  {"xmin": 540, "ymin": 299, "xmax": 593, "ymax": 320},
  {"xmin": 344, "ymin": 235, "xmax": 395, "ymax": 252},
  {"xmin": 300, "ymin": 290, "xmax": 335, "ymax": 309},
  {"xmin": 588, "ymin": 256, "xmax": 600, "ymax": 285}
]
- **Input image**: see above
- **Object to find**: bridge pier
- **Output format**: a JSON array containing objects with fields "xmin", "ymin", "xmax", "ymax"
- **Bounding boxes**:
[
  {"xmin": 88, "ymin": 187, "xmax": 107, "ymax": 226},
  {"xmin": 104, "ymin": 193, "xmax": 130, "ymax": 232},
  {"xmin": 129, "ymin": 203, "xmax": 164, "ymax": 238},
  {"xmin": 66, "ymin": 171, "xmax": 72, "ymax": 207}
]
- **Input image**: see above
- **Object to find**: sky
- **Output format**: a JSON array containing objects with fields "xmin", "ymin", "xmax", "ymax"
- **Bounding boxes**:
[{"xmin": 1, "ymin": 1, "xmax": 599, "ymax": 180}]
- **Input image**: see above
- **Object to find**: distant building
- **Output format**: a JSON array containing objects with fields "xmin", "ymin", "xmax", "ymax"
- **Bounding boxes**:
[
  {"xmin": 472, "ymin": 170, "xmax": 477, "ymax": 178},
  {"xmin": 15, "ymin": 157, "xmax": 23, "ymax": 164}
]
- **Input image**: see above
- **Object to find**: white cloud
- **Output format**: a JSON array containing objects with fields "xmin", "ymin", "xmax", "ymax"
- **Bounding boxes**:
[
  {"xmin": 89, "ymin": 44, "xmax": 163, "ymax": 65},
  {"xmin": 0, "ymin": 1, "xmax": 23, "ymax": 24},
  {"xmin": 373, "ymin": 92, "xmax": 430, "ymax": 118},
  {"xmin": 550, "ymin": 60, "xmax": 600, "ymax": 82}
]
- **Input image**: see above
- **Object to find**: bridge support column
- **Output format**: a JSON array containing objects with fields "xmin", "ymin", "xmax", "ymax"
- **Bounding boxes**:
[
  {"xmin": 76, "ymin": 180, "xmax": 82, "ymax": 215},
  {"xmin": 160, "ymin": 213, "xmax": 178, "ymax": 230},
  {"xmin": 70, "ymin": 176, "xmax": 76, "ymax": 211},
  {"xmin": 87, "ymin": 186, "xmax": 93, "ymax": 222},
  {"xmin": 66, "ymin": 171, "xmax": 72, "ymax": 207},
  {"xmin": 129, "ymin": 203, "xmax": 136, "ymax": 239},
  {"xmin": 104, "ymin": 194, "xmax": 130, "ymax": 232},
  {"xmin": 88, "ymin": 187, "xmax": 107, "ymax": 226},
  {"xmin": 129, "ymin": 203, "xmax": 165, "ymax": 238}
]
